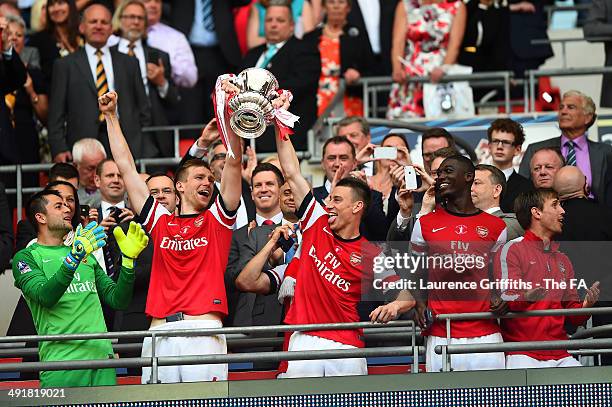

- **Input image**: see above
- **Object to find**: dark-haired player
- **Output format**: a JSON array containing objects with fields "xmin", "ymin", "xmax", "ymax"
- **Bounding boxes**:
[
  {"xmin": 100, "ymin": 88, "xmax": 242, "ymax": 384},
  {"xmin": 410, "ymin": 155, "xmax": 508, "ymax": 372},
  {"xmin": 275, "ymin": 93, "xmax": 414, "ymax": 378}
]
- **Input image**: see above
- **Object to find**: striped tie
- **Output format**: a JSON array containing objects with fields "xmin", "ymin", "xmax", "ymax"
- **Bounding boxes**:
[
  {"xmin": 565, "ymin": 141, "xmax": 577, "ymax": 166},
  {"xmin": 95, "ymin": 49, "xmax": 109, "ymax": 122},
  {"xmin": 127, "ymin": 42, "xmax": 136, "ymax": 57},
  {"xmin": 202, "ymin": 0, "xmax": 215, "ymax": 31}
]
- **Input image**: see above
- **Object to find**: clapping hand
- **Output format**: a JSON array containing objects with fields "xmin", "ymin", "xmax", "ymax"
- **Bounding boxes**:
[
  {"xmin": 65, "ymin": 222, "xmax": 106, "ymax": 270},
  {"xmin": 113, "ymin": 222, "xmax": 149, "ymax": 269}
]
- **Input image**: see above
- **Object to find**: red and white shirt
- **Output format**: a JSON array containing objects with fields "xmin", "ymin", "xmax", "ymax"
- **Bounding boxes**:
[
  {"xmin": 410, "ymin": 207, "xmax": 507, "ymax": 338},
  {"xmin": 141, "ymin": 194, "xmax": 236, "ymax": 318},
  {"xmin": 284, "ymin": 193, "xmax": 395, "ymax": 348}
]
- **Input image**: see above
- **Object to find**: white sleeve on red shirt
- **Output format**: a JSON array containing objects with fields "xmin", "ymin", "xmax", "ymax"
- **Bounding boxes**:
[
  {"xmin": 409, "ymin": 218, "xmax": 428, "ymax": 255},
  {"xmin": 140, "ymin": 195, "xmax": 171, "ymax": 233},
  {"xmin": 495, "ymin": 237, "xmax": 524, "ymax": 301},
  {"xmin": 209, "ymin": 194, "xmax": 237, "ymax": 230},
  {"xmin": 491, "ymin": 227, "xmax": 508, "ymax": 253},
  {"xmin": 296, "ymin": 192, "xmax": 327, "ymax": 232}
]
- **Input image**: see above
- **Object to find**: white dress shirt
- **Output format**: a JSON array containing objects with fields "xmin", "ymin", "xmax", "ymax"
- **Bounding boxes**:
[
  {"xmin": 84, "ymin": 43, "xmax": 115, "ymax": 92},
  {"xmin": 357, "ymin": 0, "xmax": 381, "ymax": 54},
  {"xmin": 256, "ymin": 211, "xmax": 284, "ymax": 226},
  {"xmin": 485, "ymin": 206, "xmax": 501, "ymax": 214},
  {"xmin": 501, "ymin": 167, "xmax": 514, "ymax": 181}
]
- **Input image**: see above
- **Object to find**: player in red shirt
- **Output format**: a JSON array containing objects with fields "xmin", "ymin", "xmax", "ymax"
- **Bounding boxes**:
[
  {"xmin": 99, "ymin": 89, "xmax": 242, "ymax": 383},
  {"xmin": 410, "ymin": 155, "xmax": 508, "ymax": 372},
  {"xmin": 495, "ymin": 188, "xmax": 600, "ymax": 368},
  {"xmin": 273, "ymin": 94, "xmax": 414, "ymax": 378}
]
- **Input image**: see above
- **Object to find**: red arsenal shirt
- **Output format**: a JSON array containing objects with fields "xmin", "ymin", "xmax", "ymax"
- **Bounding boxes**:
[
  {"xmin": 410, "ymin": 207, "xmax": 507, "ymax": 338},
  {"xmin": 141, "ymin": 194, "xmax": 236, "ymax": 318}
]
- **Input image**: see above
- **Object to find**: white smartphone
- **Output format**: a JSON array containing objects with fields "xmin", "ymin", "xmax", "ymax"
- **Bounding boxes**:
[
  {"xmin": 404, "ymin": 165, "xmax": 418, "ymax": 190},
  {"xmin": 373, "ymin": 146, "xmax": 397, "ymax": 160}
]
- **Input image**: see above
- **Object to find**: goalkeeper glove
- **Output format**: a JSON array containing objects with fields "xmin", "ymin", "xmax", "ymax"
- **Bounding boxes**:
[
  {"xmin": 64, "ymin": 222, "xmax": 106, "ymax": 271},
  {"xmin": 113, "ymin": 221, "xmax": 149, "ymax": 269}
]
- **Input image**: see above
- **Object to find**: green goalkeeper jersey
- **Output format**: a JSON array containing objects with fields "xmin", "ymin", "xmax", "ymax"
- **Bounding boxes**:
[{"xmin": 12, "ymin": 243, "xmax": 135, "ymax": 363}]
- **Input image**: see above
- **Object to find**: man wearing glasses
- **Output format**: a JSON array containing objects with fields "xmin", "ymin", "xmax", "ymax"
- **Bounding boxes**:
[{"xmin": 486, "ymin": 118, "xmax": 533, "ymax": 213}]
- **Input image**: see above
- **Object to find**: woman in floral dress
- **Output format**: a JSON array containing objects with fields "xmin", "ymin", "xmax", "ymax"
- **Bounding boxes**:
[{"xmin": 387, "ymin": 0, "xmax": 466, "ymax": 119}]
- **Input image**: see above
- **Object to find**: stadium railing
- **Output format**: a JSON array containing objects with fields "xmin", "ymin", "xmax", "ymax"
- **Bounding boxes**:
[{"xmin": 434, "ymin": 307, "xmax": 612, "ymax": 372}]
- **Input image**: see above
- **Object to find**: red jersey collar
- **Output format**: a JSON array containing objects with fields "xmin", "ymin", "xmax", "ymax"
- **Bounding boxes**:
[{"xmin": 523, "ymin": 230, "xmax": 560, "ymax": 252}]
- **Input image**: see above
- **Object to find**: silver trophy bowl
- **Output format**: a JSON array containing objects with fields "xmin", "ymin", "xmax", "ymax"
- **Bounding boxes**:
[{"xmin": 228, "ymin": 68, "xmax": 279, "ymax": 139}]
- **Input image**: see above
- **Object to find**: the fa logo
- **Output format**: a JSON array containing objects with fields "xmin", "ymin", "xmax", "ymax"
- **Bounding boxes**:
[
  {"xmin": 180, "ymin": 226, "xmax": 190, "ymax": 235},
  {"xmin": 455, "ymin": 224, "xmax": 468, "ymax": 235}
]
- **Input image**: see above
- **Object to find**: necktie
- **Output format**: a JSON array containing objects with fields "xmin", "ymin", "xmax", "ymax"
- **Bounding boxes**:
[
  {"xmin": 565, "ymin": 141, "xmax": 577, "ymax": 166},
  {"xmin": 285, "ymin": 223, "xmax": 299, "ymax": 264},
  {"xmin": 4, "ymin": 92, "xmax": 16, "ymax": 127},
  {"xmin": 202, "ymin": 0, "xmax": 215, "ymax": 31},
  {"xmin": 259, "ymin": 44, "xmax": 278, "ymax": 68},
  {"xmin": 102, "ymin": 206, "xmax": 117, "ymax": 279},
  {"xmin": 262, "ymin": 219, "xmax": 274, "ymax": 226},
  {"xmin": 127, "ymin": 42, "xmax": 136, "ymax": 57},
  {"xmin": 95, "ymin": 49, "xmax": 109, "ymax": 122}
]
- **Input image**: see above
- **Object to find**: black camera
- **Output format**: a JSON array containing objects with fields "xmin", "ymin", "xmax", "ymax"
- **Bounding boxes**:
[{"xmin": 79, "ymin": 204, "xmax": 90, "ymax": 219}]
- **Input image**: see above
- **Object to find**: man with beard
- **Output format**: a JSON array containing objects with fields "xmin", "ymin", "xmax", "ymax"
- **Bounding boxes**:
[
  {"xmin": 410, "ymin": 155, "xmax": 508, "ymax": 372},
  {"xmin": 12, "ymin": 189, "xmax": 148, "ymax": 387}
]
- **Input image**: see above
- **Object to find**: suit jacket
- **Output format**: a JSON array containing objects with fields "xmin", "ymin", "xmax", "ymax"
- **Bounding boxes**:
[
  {"xmin": 0, "ymin": 50, "xmax": 27, "ymax": 164},
  {"xmin": 112, "ymin": 43, "xmax": 180, "ymax": 158},
  {"xmin": 48, "ymin": 47, "xmax": 151, "ymax": 158},
  {"xmin": 508, "ymin": 0, "xmax": 553, "ymax": 62},
  {"xmin": 490, "ymin": 209, "xmax": 524, "ymax": 241},
  {"xmin": 501, "ymin": 171, "xmax": 533, "ymax": 213},
  {"xmin": 584, "ymin": 0, "xmax": 612, "ymax": 107},
  {"xmin": 168, "ymin": 0, "xmax": 249, "ymax": 70},
  {"xmin": 347, "ymin": 0, "xmax": 398, "ymax": 75},
  {"xmin": 312, "ymin": 184, "xmax": 389, "ymax": 241},
  {"xmin": 241, "ymin": 37, "xmax": 321, "ymax": 152},
  {"xmin": 27, "ymin": 30, "xmax": 63, "ymax": 84},
  {"xmin": 518, "ymin": 136, "xmax": 612, "ymax": 203}
]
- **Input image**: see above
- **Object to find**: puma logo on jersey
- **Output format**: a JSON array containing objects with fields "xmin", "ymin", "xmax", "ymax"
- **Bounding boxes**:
[{"xmin": 432, "ymin": 227, "xmax": 446, "ymax": 233}]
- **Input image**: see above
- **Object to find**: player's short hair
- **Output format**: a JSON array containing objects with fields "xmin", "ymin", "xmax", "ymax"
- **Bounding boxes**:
[
  {"xmin": 487, "ymin": 118, "xmax": 525, "ymax": 146},
  {"xmin": 145, "ymin": 172, "xmax": 174, "ymax": 185},
  {"xmin": 174, "ymin": 159, "xmax": 212, "ymax": 184},
  {"xmin": 422, "ymin": 128, "xmax": 455, "ymax": 148},
  {"xmin": 335, "ymin": 116, "xmax": 370, "ymax": 136},
  {"xmin": 27, "ymin": 189, "xmax": 63, "ymax": 231},
  {"xmin": 432, "ymin": 146, "xmax": 459, "ymax": 160},
  {"xmin": 475, "ymin": 164, "xmax": 507, "ymax": 198},
  {"xmin": 49, "ymin": 163, "xmax": 79, "ymax": 182},
  {"xmin": 335, "ymin": 177, "xmax": 371, "ymax": 215},
  {"xmin": 72, "ymin": 138, "xmax": 107, "ymax": 163},
  {"xmin": 95, "ymin": 158, "xmax": 116, "ymax": 177},
  {"xmin": 530, "ymin": 146, "xmax": 565, "ymax": 168},
  {"xmin": 514, "ymin": 188, "xmax": 558, "ymax": 230},
  {"xmin": 322, "ymin": 136, "xmax": 356, "ymax": 158},
  {"xmin": 251, "ymin": 163, "xmax": 285, "ymax": 187}
]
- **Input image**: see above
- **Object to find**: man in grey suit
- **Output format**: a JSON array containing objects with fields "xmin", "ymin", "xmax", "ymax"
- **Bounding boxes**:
[
  {"xmin": 472, "ymin": 164, "xmax": 524, "ymax": 241},
  {"xmin": 48, "ymin": 4, "xmax": 150, "ymax": 163},
  {"xmin": 518, "ymin": 90, "xmax": 612, "ymax": 203}
]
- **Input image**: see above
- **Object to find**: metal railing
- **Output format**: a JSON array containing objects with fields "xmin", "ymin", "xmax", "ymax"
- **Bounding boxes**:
[
  {"xmin": 433, "ymin": 307, "xmax": 612, "ymax": 372},
  {"xmin": 0, "ymin": 321, "xmax": 421, "ymax": 383}
]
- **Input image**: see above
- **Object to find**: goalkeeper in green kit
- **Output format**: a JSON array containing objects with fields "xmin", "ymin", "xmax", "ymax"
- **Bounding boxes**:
[{"xmin": 12, "ymin": 189, "xmax": 149, "ymax": 388}]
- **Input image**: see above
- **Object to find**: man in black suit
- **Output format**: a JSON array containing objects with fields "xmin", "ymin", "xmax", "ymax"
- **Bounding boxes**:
[
  {"xmin": 225, "ymin": 163, "xmax": 286, "ymax": 331},
  {"xmin": 167, "ymin": 0, "xmax": 249, "ymax": 131},
  {"xmin": 584, "ymin": 0, "xmax": 612, "ymax": 108},
  {"xmin": 314, "ymin": 136, "xmax": 388, "ymax": 241},
  {"xmin": 486, "ymin": 118, "xmax": 532, "ymax": 212},
  {"xmin": 48, "ymin": 4, "xmax": 150, "ymax": 163},
  {"xmin": 241, "ymin": 3, "xmax": 320, "ymax": 152},
  {"xmin": 519, "ymin": 90, "xmax": 612, "ymax": 203},
  {"xmin": 113, "ymin": 0, "xmax": 180, "ymax": 158}
]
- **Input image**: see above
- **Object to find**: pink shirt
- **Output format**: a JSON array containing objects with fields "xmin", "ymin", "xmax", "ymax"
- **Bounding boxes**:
[{"xmin": 561, "ymin": 134, "xmax": 593, "ymax": 197}]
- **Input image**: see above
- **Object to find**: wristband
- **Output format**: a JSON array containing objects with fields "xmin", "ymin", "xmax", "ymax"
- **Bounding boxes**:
[
  {"xmin": 121, "ymin": 255, "xmax": 136, "ymax": 269},
  {"xmin": 63, "ymin": 252, "xmax": 80, "ymax": 272}
]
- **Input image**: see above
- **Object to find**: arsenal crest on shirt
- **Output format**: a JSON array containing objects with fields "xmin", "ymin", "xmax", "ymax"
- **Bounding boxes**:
[
  {"xmin": 350, "ymin": 252, "xmax": 362, "ymax": 266},
  {"xmin": 476, "ymin": 226, "xmax": 489, "ymax": 238}
]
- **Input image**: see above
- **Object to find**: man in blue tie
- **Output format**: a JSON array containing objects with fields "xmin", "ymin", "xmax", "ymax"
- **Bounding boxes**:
[
  {"xmin": 240, "ymin": 1, "xmax": 320, "ymax": 152},
  {"xmin": 519, "ymin": 90, "xmax": 612, "ymax": 204}
]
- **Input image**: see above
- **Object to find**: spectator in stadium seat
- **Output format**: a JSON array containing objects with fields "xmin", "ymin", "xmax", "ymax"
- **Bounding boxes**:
[
  {"xmin": 486, "ymin": 118, "xmax": 533, "ymax": 213},
  {"xmin": 495, "ymin": 188, "xmax": 600, "ymax": 369},
  {"xmin": 247, "ymin": 0, "xmax": 315, "ymax": 48},
  {"xmin": 27, "ymin": 0, "xmax": 82, "ymax": 84},
  {"xmin": 72, "ymin": 138, "xmax": 107, "ymax": 208},
  {"xmin": 48, "ymin": 3, "xmax": 150, "ymax": 163},
  {"xmin": 140, "ymin": 0, "xmax": 197, "ymax": 89},
  {"xmin": 0, "ymin": 181, "xmax": 12, "ymax": 272},
  {"xmin": 472, "ymin": 164, "xmax": 524, "ymax": 241},
  {"xmin": 241, "ymin": 1, "xmax": 321, "ymax": 152},
  {"xmin": 519, "ymin": 91, "xmax": 612, "ymax": 202},
  {"xmin": 13, "ymin": 189, "xmax": 147, "ymax": 388},
  {"xmin": 387, "ymin": 0, "xmax": 467, "ymax": 119},
  {"xmin": 528, "ymin": 147, "xmax": 564, "ymax": 189},
  {"xmin": 314, "ymin": 135, "xmax": 389, "ymax": 241},
  {"xmin": 110, "ymin": 0, "xmax": 180, "ymax": 158},
  {"xmin": 304, "ymin": 0, "xmax": 373, "ymax": 118},
  {"xmin": 167, "ymin": 0, "xmax": 250, "ymax": 134}
]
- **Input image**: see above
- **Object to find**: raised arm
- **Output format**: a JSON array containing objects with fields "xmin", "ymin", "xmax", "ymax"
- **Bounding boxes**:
[
  {"xmin": 218, "ymin": 82, "xmax": 243, "ymax": 212},
  {"xmin": 274, "ymin": 95, "xmax": 311, "ymax": 208},
  {"xmin": 99, "ymin": 91, "xmax": 150, "ymax": 215}
]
